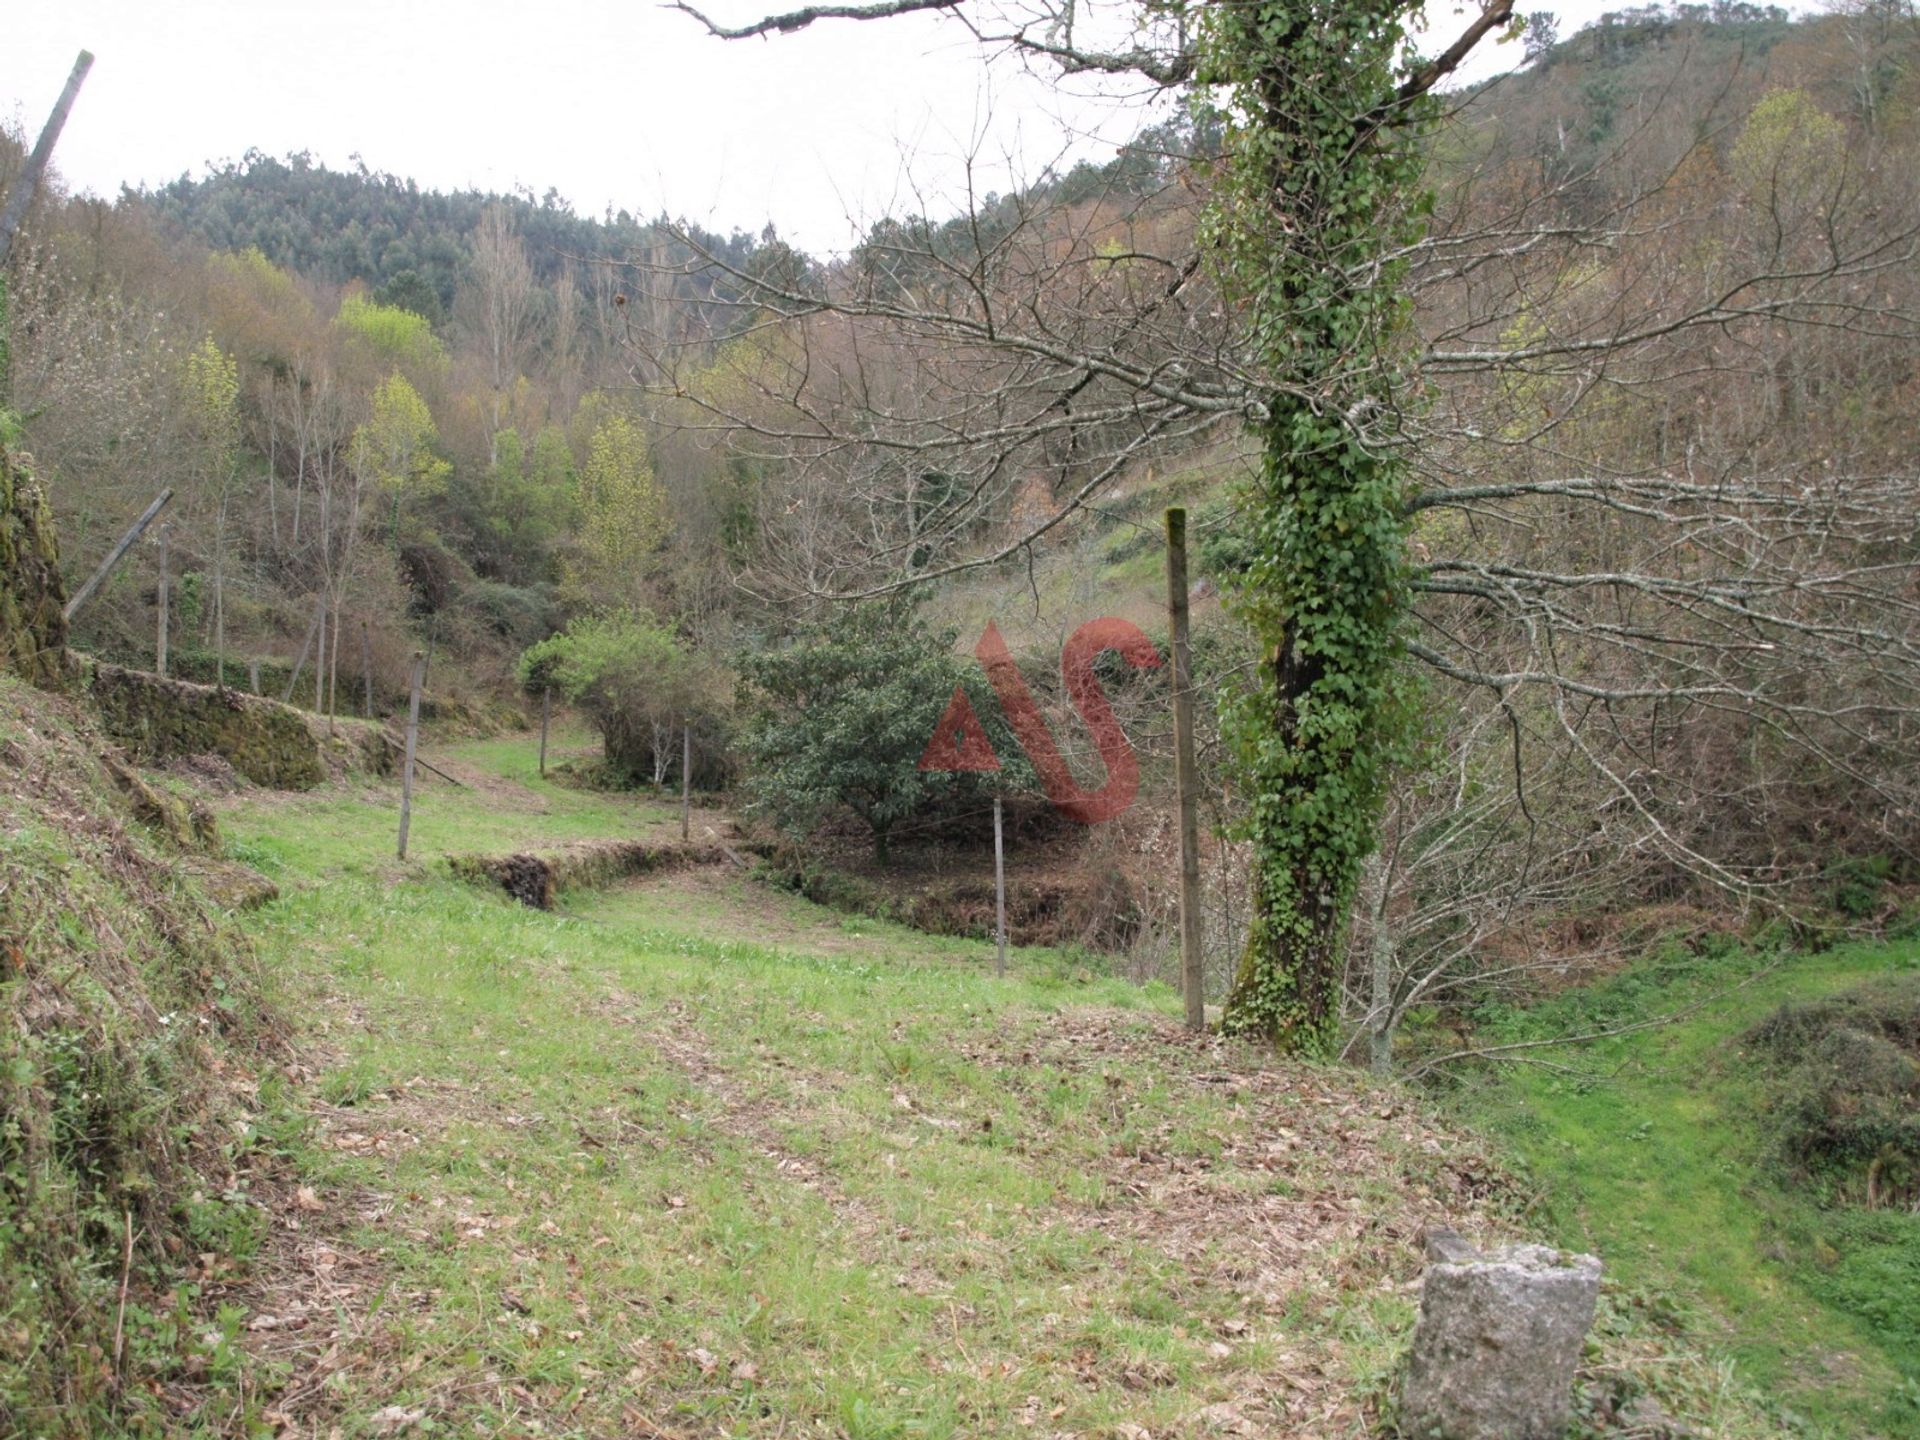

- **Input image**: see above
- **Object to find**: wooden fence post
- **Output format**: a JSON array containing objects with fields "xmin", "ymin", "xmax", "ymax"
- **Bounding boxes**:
[
  {"xmin": 397, "ymin": 651, "xmax": 425, "ymax": 860},
  {"xmin": 63, "ymin": 488, "xmax": 172, "ymax": 623},
  {"xmin": 681, "ymin": 723, "xmax": 692, "ymax": 841},
  {"xmin": 0, "ymin": 51, "xmax": 93, "ymax": 270},
  {"xmin": 313, "ymin": 603, "xmax": 326, "ymax": 713},
  {"xmin": 154, "ymin": 526, "xmax": 169, "ymax": 676},
  {"xmin": 993, "ymin": 793, "xmax": 1007, "ymax": 978},
  {"xmin": 539, "ymin": 687, "xmax": 551, "ymax": 776},
  {"xmin": 248, "ymin": 657, "xmax": 260, "ymax": 695},
  {"xmin": 1167, "ymin": 507, "xmax": 1205, "ymax": 1031}
]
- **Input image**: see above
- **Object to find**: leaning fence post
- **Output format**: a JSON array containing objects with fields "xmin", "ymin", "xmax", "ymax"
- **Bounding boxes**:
[
  {"xmin": 0, "ymin": 51, "xmax": 94, "ymax": 271},
  {"xmin": 397, "ymin": 650, "xmax": 425, "ymax": 860},
  {"xmin": 283, "ymin": 594, "xmax": 323, "ymax": 703},
  {"xmin": 681, "ymin": 723, "xmax": 692, "ymax": 841},
  {"xmin": 63, "ymin": 488, "xmax": 172, "ymax": 623}
]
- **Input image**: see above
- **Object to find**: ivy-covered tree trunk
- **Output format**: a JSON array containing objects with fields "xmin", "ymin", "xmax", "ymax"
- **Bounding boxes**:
[{"xmin": 1207, "ymin": 0, "xmax": 1431, "ymax": 1051}]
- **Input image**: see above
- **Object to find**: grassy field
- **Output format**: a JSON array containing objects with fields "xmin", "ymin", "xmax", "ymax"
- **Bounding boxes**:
[
  {"xmin": 200, "ymin": 728, "xmax": 1785, "ymax": 1439},
  {"xmin": 1458, "ymin": 940, "xmax": 1920, "ymax": 1437}
]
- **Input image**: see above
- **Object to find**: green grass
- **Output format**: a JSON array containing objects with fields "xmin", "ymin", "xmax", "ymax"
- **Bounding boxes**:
[
  {"xmin": 226, "ymin": 722, "xmax": 682, "ymax": 880},
  {"xmin": 1458, "ymin": 939, "xmax": 1920, "ymax": 1436},
  {"xmin": 211, "ymin": 736, "xmax": 1305, "ymax": 1436},
  {"xmin": 204, "ymin": 729, "xmax": 1788, "ymax": 1438}
]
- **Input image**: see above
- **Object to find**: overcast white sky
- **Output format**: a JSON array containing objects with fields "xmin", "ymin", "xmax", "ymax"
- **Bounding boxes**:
[{"xmin": 3, "ymin": 1, "xmax": 1684, "ymax": 253}]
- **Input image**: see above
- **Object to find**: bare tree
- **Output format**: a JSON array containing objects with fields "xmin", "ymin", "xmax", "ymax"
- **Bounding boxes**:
[
  {"xmin": 460, "ymin": 203, "xmax": 543, "ymax": 468},
  {"xmin": 663, "ymin": 0, "xmax": 1920, "ymax": 1047}
]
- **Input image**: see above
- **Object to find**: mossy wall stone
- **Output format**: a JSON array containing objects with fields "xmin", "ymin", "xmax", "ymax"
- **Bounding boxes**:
[
  {"xmin": 0, "ymin": 442, "xmax": 69, "ymax": 690},
  {"xmin": 87, "ymin": 661, "xmax": 328, "ymax": 789}
]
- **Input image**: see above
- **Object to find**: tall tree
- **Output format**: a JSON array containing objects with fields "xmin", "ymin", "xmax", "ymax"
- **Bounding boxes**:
[
  {"xmin": 566, "ymin": 407, "xmax": 670, "ymax": 609},
  {"xmin": 181, "ymin": 336, "xmax": 242, "ymax": 682},
  {"xmin": 672, "ymin": 1, "xmax": 1920, "ymax": 1054},
  {"xmin": 353, "ymin": 371, "xmax": 450, "ymax": 550},
  {"xmin": 460, "ymin": 203, "xmax": 542, "ymax": 467},
  {"xmin": 678, "ymin": 0, "xmax": 1520, "ymax": 1049}
]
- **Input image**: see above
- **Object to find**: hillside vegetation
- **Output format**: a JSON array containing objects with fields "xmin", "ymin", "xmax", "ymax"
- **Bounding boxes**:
[
  {"xmin": 192, "ymin": 727, "xmax": 1785, "ymax": 1438},
  {"xmin": 3, "ymin": 2, "xmax": 1920, "ymax": 1434}
]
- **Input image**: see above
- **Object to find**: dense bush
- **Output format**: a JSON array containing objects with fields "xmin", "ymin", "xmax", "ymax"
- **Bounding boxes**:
[
  {"xmin": 736, "ymin": 600, "xmax": 1029, "ymax": 864},
  {"xmin": 1747, "ymin": 976, "xmax": 1920, "ymax": 1205},
  {"xmin": 458, "ymin": 580, "xmax": 563, "ymax": 649}
]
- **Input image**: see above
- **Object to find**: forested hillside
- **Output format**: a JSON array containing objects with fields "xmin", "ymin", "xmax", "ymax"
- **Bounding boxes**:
[
  {"xmin": 6, "ymin": 1, "xmax": 1920, "ymax": 1434},
  {"xmin": 4, "ymin": 2, "xmax": 1916, "ymax": 967}
]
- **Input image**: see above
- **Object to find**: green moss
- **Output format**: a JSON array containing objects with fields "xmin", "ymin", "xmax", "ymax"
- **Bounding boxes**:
[
  {"xmin": 1460, "ymin": 940, "xmax": 1920, "ymax": 1434},
  {"xmin": 86, "ymin": 661, "xmax": 328, "ymax": 788},
  {"xmin": 0, "ymin": 442, "xmax": 69, "ymax": 690},
  {"xmin": 104, "ymin": 754, "xmax": 223, "ymax": 851},
  {"xmin": 448, "ymin": 838, "xmax": 728, "ymax": 909}
]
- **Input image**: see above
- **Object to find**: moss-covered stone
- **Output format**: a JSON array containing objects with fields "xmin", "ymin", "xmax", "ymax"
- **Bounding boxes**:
[
  {"xmin": 87, "ymin": 661, "xmax": 328, "ymax": 789},
  {"xmin": 182, "ymin": 856, "xmax": 280, "ymax": 912},
  {"xmin": 0, "ymin": 441, "xmax": 68, "ymax": 690},
  {"xmin": 104, "ymin": 755, "xmax": 222, "ymax": 851}
]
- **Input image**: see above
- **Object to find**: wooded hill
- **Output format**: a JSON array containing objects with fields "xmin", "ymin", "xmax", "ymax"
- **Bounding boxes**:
[{"xmin": 5, "ymin": 1, "xmax": 1919, "ymax": 1023}]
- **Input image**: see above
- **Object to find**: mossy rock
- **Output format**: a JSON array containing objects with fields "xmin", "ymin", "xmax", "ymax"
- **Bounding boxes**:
[
  {"xmin": 0, "ymin": 442, "xmax": 68, "ymax": 690},
  {"xmin": 86, "ymin": 661, "xmax": 328, "ymax": 789},
  {"xmin": 182, "ymin": 857, "xmax": 280, "ymax": 912},
  {"xmin": 104, "ymin": 755, "xmax": 221, "ymax": 852}
]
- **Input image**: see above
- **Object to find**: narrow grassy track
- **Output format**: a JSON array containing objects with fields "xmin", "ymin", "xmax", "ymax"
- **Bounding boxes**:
[{"xmin": 210, "ymin": 731, "xmax": 1776, "ymax": 1438}]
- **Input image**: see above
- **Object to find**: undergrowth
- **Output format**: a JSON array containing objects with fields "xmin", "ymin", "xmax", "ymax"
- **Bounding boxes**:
[
  {"xmin": 0, "ymin": 674, "xmax": 282, "ymax": 1435},
  {"xmin": 1458, "ymin": 935, "xmax": 1920, "ymax": 1436}
]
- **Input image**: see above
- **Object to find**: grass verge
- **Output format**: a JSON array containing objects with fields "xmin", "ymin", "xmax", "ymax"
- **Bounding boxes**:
[{"xmin": 1457, "ymin": 937, "xmax": 1920, "ymax": 1437}]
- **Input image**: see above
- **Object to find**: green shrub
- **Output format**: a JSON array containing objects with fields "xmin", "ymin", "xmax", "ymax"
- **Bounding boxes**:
[
  {"xmin": 1747, "ymin": 976, "xmax": 1920, "ymax": 1201},
  {"xmin": 520, "ymin": 610, "xmax": 725, "ymax": 785},
  {"xmin": 735, "ymin": 599, "xmax": 1030, "ymax": 865}
]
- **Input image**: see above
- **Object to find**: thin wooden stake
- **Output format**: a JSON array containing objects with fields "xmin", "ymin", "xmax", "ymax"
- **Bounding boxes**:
[
  {"xmin": 313, "ymin": 602, "xmax": 326, "ymax": 712},
  {"xmin": 248, "ymin": 657, "xmax": 260, "ymax": 694},
  {"xmin": 681, "ymin": 723, "xmax": 692, "ymax": 841},
  {"xmin": 111, "ymin": 1207, "xmax": 132, "ymax": 1374},
  {"xmin": 154, "ymin": 526, "xmax": 169, "ymax": 676},
  {"xmin": 63, "ymin": 488, "xmax": 172, "ymax": 623},
  {"xmin": 993, "ymin": 793, "xmax": 1007, "ymax": 978},
  {"xmin": 1167, "ymin": 507, "xmax": 1205, "ymax": 1032},
  {"xmin": 282, "ymin": 595, "xmax": 323, "ymax": 703},
  {"xmin": 538, "ymin": 686, "xmax": 551, "ymax": 776},
  {"xmin": 397, "ymin": 651, "xmax": 425, "ymax": 860},
  {"xmin": 324, "ymin": 599, "xmax": 339, "ymax": 733}
]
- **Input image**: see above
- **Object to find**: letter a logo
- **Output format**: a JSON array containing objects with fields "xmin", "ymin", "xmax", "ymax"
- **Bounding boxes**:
[{"xmin": 918, "ymin": 685, "xmax": 1000, "ymax": 772}]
